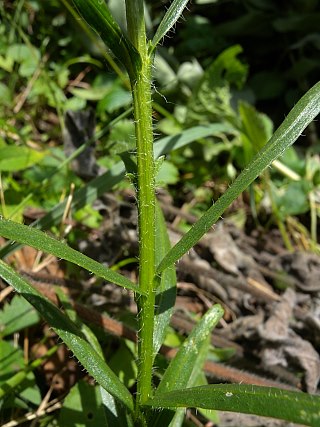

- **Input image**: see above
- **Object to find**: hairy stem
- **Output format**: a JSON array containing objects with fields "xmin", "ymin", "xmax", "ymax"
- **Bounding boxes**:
[{"xmin": 125, "ymin": 0, "xmax": 155, "ymax": 406}]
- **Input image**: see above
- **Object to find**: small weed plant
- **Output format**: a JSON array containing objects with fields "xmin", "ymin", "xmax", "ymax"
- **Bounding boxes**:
[{"xmin": 0, "ymin": 1, "xmax": 320, "ymax": 426}]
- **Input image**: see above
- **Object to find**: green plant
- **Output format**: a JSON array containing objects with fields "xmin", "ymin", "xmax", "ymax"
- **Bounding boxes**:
[{"xmin": 0, "ymin": 1, "xmax": 320, "ymax": 426}]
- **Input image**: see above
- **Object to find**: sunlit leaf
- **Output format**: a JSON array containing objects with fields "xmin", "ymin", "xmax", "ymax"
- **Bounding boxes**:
[
  {"xmin": 0, "ymin": 218, "xmax": 143, "ymax": 295},
  {"xmin": 0, "ymin": 146, "xmax": 45, "ymax": 171},
  {"xmin": 155, "ymin": 304, "xmax": 223, "ymax": 394},
  {"xmin": 71, "ymin": 0, "xmax": 141, "ymax": 77},
  {"xmin": 151, "ymin": 0, "xmax": 190, "ymax": 52},
  {"xmin": 146, "ymin": 384, "xmax": 320, "ymax": 427}
]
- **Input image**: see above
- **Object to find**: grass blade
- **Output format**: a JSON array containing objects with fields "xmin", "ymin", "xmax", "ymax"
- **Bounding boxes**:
[
  {"xmin": 146, "ymin": 384, "xmax": 320, "ymax": 427},
  {"xmin": 71, "ymin": 0, "xmax": 141, "ymax": 77},
  {"xmin": 155, "ymin": 304, "xmax": 223, "ymax": 395},
  {"xmin": 0, "ymin": 260, "xmax": 134, "ymax": 412},
  {"xmin": 151, "ymin": 0, "xmax": 190, "ymax": 52},
  {"xmin": 157, "ymin": 81, "xmax": 320, "ymax": 273},
  {"xmin": 0, "ymin": 218, "xmax": 143, "ymax": 295}
]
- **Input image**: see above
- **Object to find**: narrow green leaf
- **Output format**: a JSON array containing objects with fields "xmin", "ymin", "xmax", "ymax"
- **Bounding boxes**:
[
  {"xmin": 151, "ymin": 0, "xmax": 190, "ymax": 52},
  {"xmin": 71, "ymin": 0, "xmax": 141, "ymax": 77},
  {"xmin": 0, "ymin": 260, "xmax": 134, "ymax": 412},
  {"xmin": 153, "ymin": 123, "xmax": 235, "ymax": 158},
  {"xmin": 56, "ymin": 289, "xmax": 133, "ymax": 425},
  {"xmin": 0, "ymin": 218, "xmax": 143, "ymax": 295},
  {"xmin": 151, "ymin": 316, "xmax": 212, "ymax": 427},
  {"xmin": 0, "ymin": 123, "xmax": 234, "ymax": 260},
  {"xmin": 146, "ymin": 384, "xmax": 320, "ymax": 427},
  {"xmin": 155, "ymin": 304, "xmax": 223, "ymax": 395},
  {"xmin": 157, "ymin": 81, "xmax": 320, "ymax": 273},
  {"xmin": 153, "ymin": 201, "xmax": 177, "ymax": 357}
]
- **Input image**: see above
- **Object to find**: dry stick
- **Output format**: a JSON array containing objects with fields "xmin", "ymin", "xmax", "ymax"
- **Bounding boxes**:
[
  {"xmin": 2, "ymin": 399, "xmax": 62, "ymax": 427},
  {"xmin": 0, "ymin": 283, "xmax": 14, "ymax": 302},
  {"xmin": 14, "ymin": 55, "xmax": 48, "ymax": 114}
]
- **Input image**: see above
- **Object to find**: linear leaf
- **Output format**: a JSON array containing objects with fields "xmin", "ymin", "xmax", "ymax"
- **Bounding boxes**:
[
  {"xmin": 157, "ymin": 81, "xmax": 320, "ymax": 273},
  {"xmin": 0, "ymin": 260, "xmax": 134, "ymax": 412},
  {"xmin": 71, "ymin": 0, "xmax": 141, "ymax": 77},
  {"xmin": 155, "ymin": 304, "xmax": 223, "ymax": 395},
  {"xmin": 55, "ymin": 288, "xmax": 132, "ymax": 425},
  {"xmin": 153, "ymin": 201, "xmax": 177, "ymax": 357},
  {"xmin": 146, "ymin": 384, "xmax": 320, "ymax": 427},
  {"xmin": 151, "ymin": 314, "xmax": 211, "ymax": 427},
  {"xmin": 0, "ymin": 218, "xmax": 143, "ymax": 295},
  {"xmin": 151, "ymin": 0, "xmax": 190, "ymax": 52},
  {"xmin": 153, "ymin": 123, "xmax": 235, "ymax": 158}
]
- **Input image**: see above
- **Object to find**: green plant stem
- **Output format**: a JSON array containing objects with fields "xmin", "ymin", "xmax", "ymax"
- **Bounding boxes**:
[{"xmin": 125, "ymin": 0, "xmax": 156, "ymax": 407}]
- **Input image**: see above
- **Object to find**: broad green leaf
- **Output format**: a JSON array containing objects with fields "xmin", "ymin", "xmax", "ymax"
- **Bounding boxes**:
[
  {"xmin": 156, "ymin": 160, "xmax": 179, "ymax": 185},
  {"xmin": 69, "ymin": 86, "xmax": 111, "ymax": 101},
  {"xmin": 59, "ymin": 380, "xmax": 107, "ymax": 427},
  {"xmin": 6, "ymin": 43, "xmax": 40, "ymax": 77},
  {"xmin": 146, "ymin": 384, "xmax": 320, "ymax": 427},
  {"xmin": 0, "ymin": 123, "xmax": 234, "ymax": 260},
  {"xmin": 0, "ymin": 340, "xmax": 41, "ymax": 405},
  {"xmin": 0, "ymin": 146, "xmax": 45, "ymax": 171},
  {"xmin": 157, "ymin": 81, "xmax": 320, "ymax": 274},
  {"xmin": 0, "ymin": 260, "xmax": 134, "ymax": 412},
  {"xmin": 272, "ymin": 180, "xmax": 312, "ymax": 218},
  {"xmin": 0, "ymin": 82, "xmax": 12, "ymax": 106},
  {"xmin": 239, "ymin": 100, "xmax": 273, "ymax": 152},
  {"xmin": 0, "ymin": 295, "xmax": 40, "ymax": 338},
  {"xmin": 0, "ymin": 339, "xmax": 57, "ymax": 400},
  {"xmin": 0, "ymin": 218, "xmax": 143, "ymax": 295},
  {"xmin": 109, "ymin": 342, "xmax": 137, "ymax": 388},
  {"xmin": 0, "ymin": 340, "xmax": 27, "ymax": 383},
  {"xmin": 71, "ymin": 0, "xmax": 141, "ymax": 78},
  {"xmin": 0, "ymin": 55, "xmax": 13, "ymax": 72},
  {"xmin": 153, "ymin": 201, "xmax": 177, "ymax": 357},
  {"xmin": 155, "ymin": 304, "xmax": 223, "ymax": 395},
  {"xmin": 186, "ymin": 45, "xmax": 247, "ymax": 125},
  {"xmin": 151, "ymin": 0, "xmax": 190, "ymax": 52}
]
